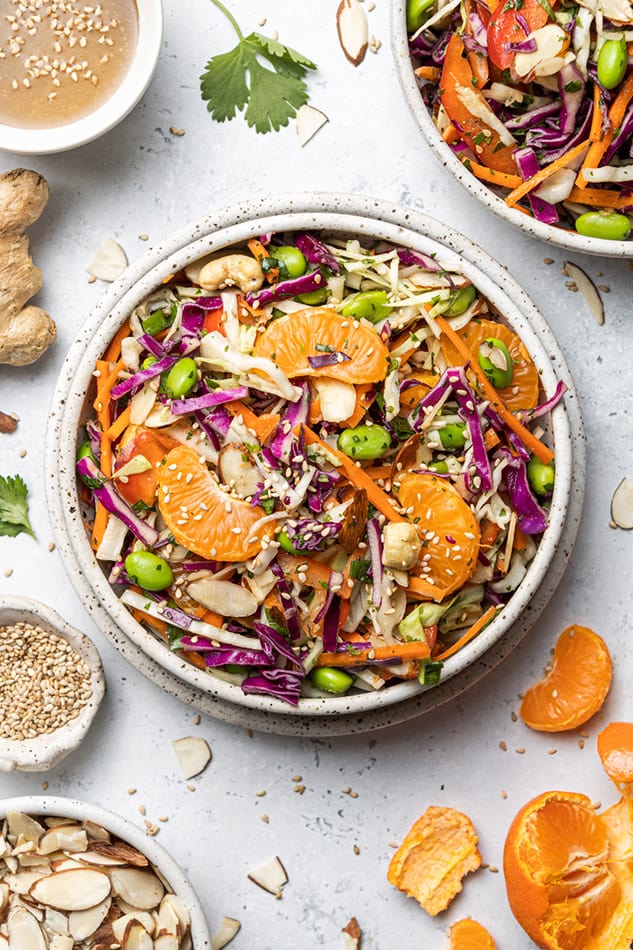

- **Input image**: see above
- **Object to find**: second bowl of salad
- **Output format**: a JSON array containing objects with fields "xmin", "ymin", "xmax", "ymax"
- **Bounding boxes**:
[
  {"xmin": 46, "ymin": 194, "xmax": 581, "ymax": 722},
  {"xmin": 393, "ymin": 0, "xmax": 633, "ymax": 256}
]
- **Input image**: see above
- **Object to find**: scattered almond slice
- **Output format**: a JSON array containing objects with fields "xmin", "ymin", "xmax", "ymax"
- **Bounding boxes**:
[
  {"xmin": 8, "ymin": 811, "xmax": 45, "ymax": 841},
  {"xmin": 211, "ymin": 916, "xmax": 241, "ymax": 950},
  {"xmin": 155, "ymin": 935, "xmax": 181, "ymax": 950},
  {"xmin": 247, "ymin": 856, "xmax": 288, "ymax": 898},
  {"xmin": 112, "ymin": 912, "xmax": 156, "ymax": 942},
  {"xmin": 336, "ymin": 0, "xmax": 368, "ymax": 66},
  {"xmin": 562, "ymin": 262, "xmax": 604, "ymax": 325},
  {"xmin": 296, "ymin": 104, "xmax": 329, "ymax": 147},
  {"xmin": 172, "ymin": 736, "xmax": 212, "ymax": 779},
  {"xmin": 7, "ymin": 906, "xmax": 47, "ymax": 950},
  {"xmin": 30, "ymin": 867, "xmax": 111, "ymax": 911},
  {"xmin": 121, "ymin": 919, "xmax": 153, "ymax": 950},
  {"xmin": 92, "ymin": 841, "xmax": 149, "ymax": 868},
  {"xmin": 611, "ymin": 477, "xmax": 633, "ymax": 530},
  {"xmin": 68, "ymin": 897, "xmax": 111, "ymax": 940},
  {"xmin": 342, "ymin": 916, "xmax": 362, "ymax": 949},
  {"xmin": 38, "ymin": 825, "xmax": 88, "ymax": 854},
  {"xmin": 87, "ymin": 238, "xmax": 129, "ymax": 282},
  {"xmin": 109, "ymin": 867, "xmax": 164, "ymax": 910},
  {"xmin": 50, "ymin": 938, "xmax": 73, "ymax": 950}
]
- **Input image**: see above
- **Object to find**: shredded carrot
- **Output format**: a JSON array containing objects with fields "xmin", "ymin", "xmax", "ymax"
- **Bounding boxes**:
[
  {"xmin": 308, "ymin": 394, "xmax": 322, "ymax": 425},
  {"xmin": 567, "ymin": 186, "xmax": 632, "ymax": 209},
  {"xmin": 130, "ymin": 608, "xmax": 206, "ymax": 670},
  {"xmin": 513, "ymin": 524, "xmax": 528, "ymax": 551},
  {"xmin": 505, "ymin": 140, "xmax": 591, "ymax": 207},
  {"xmin": 590, "ymin": 83, "xmax": 602, "ymax": 142},
  {"xmin": 91, "ymin": 506, "xmax": 108, "ymax": 552},
  {"xmin": 342, "ymin": 383, "xmax": 375, "ymax": 428},
  {"xmin": 578, "ymin": 70, "xmax": 633, "ymax": 187},
  {"xmin": 479, "ymin": 520, "xmax": 500, "ymax": 550},
  {"xmin": 316, "ymin": 640, "xmax": 431, "ymax": 668},
  {"xmin": 442, "ymin": 124, "xmax": 460, "ymax": 146},
  {"xmin": 226, "ymin": 401, "xmax": 280, "ymax": 444},
  {"xmin": 483, "ymin": 428, "xmax": 501, "ymax": 451},
  {"xmin": 435, "ymin": 317, "xmax": 554, "ymax": 464},
  {"xmin": 103, "ymin": 320, "xmax": 131, "ymax": 364},
  {"xmin": 407, "ymin": 576, "xmax": 447, "ymax": 603},
  {"xmin": 301, "ymin": 426, "xmax": 405, "ymax": 523},
  {"xmin": 415, "ymin": 65, "xmax": 440, "ymax": 82},
  {"xmin": 365, "ymin": 465, "xmax": 392, "ymax": 481},
  {"xmin": 106, "ymin": 407, "xmax": 131, "ymax": 442},
  {"xmin": 93, "ymin": 360, "xmax": 116, "ymax": 411},
  {"xmin": 247, "ymin": 238, "xmax": 270, "ymax": 262},
  {"xmin": 277, "ymin": 551, "xmax": 352, "ymax": 600},
  {"xmin": 461, "ymin": 157, "xmax": 523, "ymax": 190},
  {"xmin": 433, "ymin": 605, "xmax": 498, "ymax": 661}
]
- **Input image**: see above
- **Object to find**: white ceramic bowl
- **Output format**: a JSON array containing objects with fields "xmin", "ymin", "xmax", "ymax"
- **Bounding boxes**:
[
  {"xmin": 0, "ymin": 0, "xmax": 163, "ymax": 155},
  {"xmin": 45, "ymin": 193, "xmax": 584, "ymax": 731},
  {"xmin": 391, "ymin": 0, "xmax": 633, "ymax": 258},
  {"xmin": 0, "ymin": 596, "xmax": 105, "ymax": 772},
  {"xmin": 0, "ymin": 795, "xmax": 211, "ymax": 947}
]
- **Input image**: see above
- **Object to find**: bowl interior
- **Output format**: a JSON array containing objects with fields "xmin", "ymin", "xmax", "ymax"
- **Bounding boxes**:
[
  {"xmin": 47, "ymin": 195, "xmax": 577, "ymax": 719},
  {"xmin": 390, "ymin": 0, "xmax": 633, "ymax": 258}
]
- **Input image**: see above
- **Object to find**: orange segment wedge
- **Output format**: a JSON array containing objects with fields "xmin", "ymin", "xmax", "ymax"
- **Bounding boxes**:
[
  {"xmin": 520, "ymin": 625, "xmax": 613, "ymax": 732},
  {"xmin": 440, "ymin": 318, "xmax": 539, "ymax": 411},
  {"xmin": 115, "ymin": 425, "xmax": 179, "ymax": 507},
  {"xmin": 448, "ymin": 919, "xmax": 496, "ymax": 949},
  {"xmin": 253, "ymin": 307, "xmax": 389, "ymax": 384},
  {"xmin": 396, "ymin": 473, "xmax": 480, "ymax": 597},
  {"xmin": 598, "ymin": 723, "xmax": 633, "ymax": 787},
  {"xmin": 504, "ymin": 791, "xmax": 621, "ymax": 950},
  {"xmin": 157, "ymin": 445, "xmax": 265, "ymax": 562},
  {"xmin": 388, "ymin": 806, "xmax": 481, "ymax": 916}
]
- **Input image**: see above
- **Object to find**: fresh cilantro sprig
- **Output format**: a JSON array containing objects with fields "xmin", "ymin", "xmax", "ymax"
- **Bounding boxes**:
[
  {"xmin": 0, "ymin": 474, "xmax": 36, "ymax": 539},
  {"xmin": 200, "ymin": 0, "xmax": 317, "ymax": 134}
]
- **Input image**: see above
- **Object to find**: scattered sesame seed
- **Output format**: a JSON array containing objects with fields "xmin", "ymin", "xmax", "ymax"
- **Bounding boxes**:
[{"xmin": 499, "ymin": 740, "xmax": 507, "ymax": 751}]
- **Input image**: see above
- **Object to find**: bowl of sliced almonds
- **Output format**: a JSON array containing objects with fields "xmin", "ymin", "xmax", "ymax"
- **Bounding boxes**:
[{"xmin": 0, "ymin": 797, "xmax": 211, "ymax": 948}]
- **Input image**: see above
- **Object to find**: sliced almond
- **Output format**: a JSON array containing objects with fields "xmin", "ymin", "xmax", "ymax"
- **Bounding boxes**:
[
  {"xmin": 336, "ymin": 0, "xmax": 368, "ymax": 66},
  {"xmin": 160, "ymin": 893, "xmax": 190, "ymax": 935},
  {"xmin": 7, "ymin": 871, "xmax": 50, "ymax": 895},
  {"xmin": 75, "ymin": 849, "xmax": 129, "ymax": 867},
  {"xmin": 17, "ymin": 854, "xmax": 51, "ymax": 868},
  {"xmin": 0, "ymin": 881, "xmax": 9, "ymax": 917},
  {"xmin": 611, "ymin": 476, "xmax": 633, "ymax": 529},
  {"xmin": 212, "ymin": 916, "xmax": 241, "ymax": 950},
  {"xmin": 50, "ymin": 938, "xmax": 73, "ymax": 950},
  {"xmin": 30, "ymin": 868, "xmax": 111, "ymax": 911},
  {"xmin": 7, "ymin": 813, "xmax": 45, "ymax": 843},
  {"xmin": 112, "ymin": 911, "xmax": 156, "ymax": 942},
  {"xmin": 296, "ymin": 104, "xmax": 329, "ymax": 147},
  {"xmin": 38, "ymin": 826, "xmax": 88, "ymax": 855},
  {"xmin": 44, "ymin": 907, "xmax": 70, "ymax": 936},
  {"xmin": 7, "ymin": 906, "xmax": 47, "ymax": 950},
  {"xmin": 154, "ymin": 935, "xmax": 180, "ymax": 950},
  {"xmin": 172, "ymin": 736, "xmax": 212, "ymax": 780},
  {"xmin": 109, "ymin": 868, "xmax": 164, "ymax": 910},
  {"xmin": 69, "ymin": 896, "xmax": 111, "ymax": 940},
  {"xmin": 186, "ymin": 577, "xmax": 257, "ymax": 618},
  {"xmin": 343, "ymin": 916, "xmax": 362, "ymax": 949},
  {"xmin": 121, "ymin": 919, "xmax": 153, "ymax": 950},
  {"xmin": 92, "ymin": 841, "xmax": 149, "ymax": 868},
  {"xmin": 51, "ymin": 858, "xmax": 85, "ymax": 872},
  {"xmin": 338, "ymin": 488, "xmax": 369, "ymax": 554},
  {"xmin": 82, "ymin": 821, "xmax": 111, "ymax": 844},
  {"xmin": 247, "ymin": 856, "xmax": 288, "ymax": 898},
  {"xmin": 562, "ymin": 261, "xmax": 604, "ymax": 325},
  {"xmin": 87, "ymin": 238, "xmax": 128, "ymax": 282},
  {"xmin": 217, "ymin": 443, "xmax": 261, "ymax": 499},
  {"xmin": 0, "ymin": 936, "xmax": 8, "ymax": 947},
  {"xmin": 156, "ymin": 896, "xmax": 180, "ymax": 936}
]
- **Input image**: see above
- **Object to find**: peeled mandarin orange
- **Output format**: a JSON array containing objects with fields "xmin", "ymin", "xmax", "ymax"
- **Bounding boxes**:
[
  {"xmin": 157, "ymin": 445, "xmax": 265, "ymax": 562},
  {"xmin": 253, "ymin": 307, "xmax": 389, "ymax": 384},
  {"xmin": 598, "ymin": 723, "xmax": 633, "ymax": 787},
  {"xmin": 396, "ymin": 472, "xmax": 480, "ymax": 597},
  {"xmin": 448, "ymin": 918, "xmax": 496, "ymax": 949},
  {"xmin": 520, "ymin": 625, "xmax": 613, "ymax": 732},
  {"xmin": 440, "ymin": 318, "xmax": 539, "ymax": 411},
  {"xmin": 504, "ymin": 790, "xmax": 621, "ymax": 950},
  {"xmin": 388, "ymin": 806, "xmax": 481, "ymax": 916},
  {"xmin": 115, "ymin": 425, "xmax": 179, "ymax": 507}
]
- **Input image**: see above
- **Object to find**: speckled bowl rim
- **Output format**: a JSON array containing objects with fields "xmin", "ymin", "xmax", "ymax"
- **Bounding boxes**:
[
  {"xmin": 0, "ymin": 0, "xmax": 163, "ymax": 155},
  {"xmin": 391, "ymin": 0, "xmax": 633, "ymax": 259},
  {"xmin": 46, "ymin": 193, "xmax": 579, "ymax": 720},
  {"xmin": 0, "ymin": 596, "xmax": 105, "ymax": 772},
  {"xmin": 0, "ymin": 795, "xmax": 211, "ymax": 947}
]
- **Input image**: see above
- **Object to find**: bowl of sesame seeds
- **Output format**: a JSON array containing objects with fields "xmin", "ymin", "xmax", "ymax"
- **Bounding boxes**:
[
  {"xmin": 0, "ymin": 0, "xmax": 163, "ymax": 155},
  {"xmin": 0, "ymin": 595, "xmax": 105, "ymax": 771}
]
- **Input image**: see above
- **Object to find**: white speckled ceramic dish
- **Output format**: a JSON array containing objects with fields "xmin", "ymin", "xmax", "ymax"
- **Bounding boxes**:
[
  {"xmin": 0, "ymin": 596, "xmax": 105, "ymax": 772},
  {"xmin": 391, "ymin": 0, "xmax": 633, "ymax": 259},
  {"xmin": 0, "ymin": 795, "xmax": 211, "ymax": 947},
  {"xmin": 45, "ymin": 194, "xmax": 585, "ymax": 735}
]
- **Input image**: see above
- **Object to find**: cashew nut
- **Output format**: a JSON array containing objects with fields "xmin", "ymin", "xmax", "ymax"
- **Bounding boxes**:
[
  {"xmin": 197, "ymin": 254, "xmax": 264, "ymax": 294},
  {"xmin": 382, "ymin": 522, "xmax": 422, "ymax": 571}
]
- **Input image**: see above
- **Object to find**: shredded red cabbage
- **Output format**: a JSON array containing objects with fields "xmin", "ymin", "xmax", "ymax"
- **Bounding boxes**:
[
  {"xmin": 110, "ymin": 355, "xmax": 177, "ymax": 400},
  {"xmin": 294, "ymin": 233, "xmax": 341, "ymax": 274},
  {"xmin": 246, "ymin": 269, "xmax": 327, "ymax": 308},
  {"xmin": 171, "ymin": 386, "xmax": 248, "ymax": 416},
  {"xmin": 307, "ymin": 351, "xmax": 351, "ymax": 369},
  {"xmin": 76, "ymin": 456, "xmax": 158, "ymax": 546}
]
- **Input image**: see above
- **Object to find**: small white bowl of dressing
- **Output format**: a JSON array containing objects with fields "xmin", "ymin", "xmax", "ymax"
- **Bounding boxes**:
[{"xmin": 0, "ymin": 0, "xmax": 163, "ymax": 155}]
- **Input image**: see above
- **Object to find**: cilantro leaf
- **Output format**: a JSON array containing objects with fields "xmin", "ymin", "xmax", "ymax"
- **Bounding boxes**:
[
  {"xmin": 201, "ymin": 3, "xmax": 317, "ymax": 134},
  {"xmin": 0, "ymin": 474, "xmax": 35, "ymax": 539}
]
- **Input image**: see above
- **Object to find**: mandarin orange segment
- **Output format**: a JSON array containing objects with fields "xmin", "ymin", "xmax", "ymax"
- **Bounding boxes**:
[
  {"xmin": 520, "ymin": 625, "xmax": 613, "ymax": 732},
  {"xmin": 388, "ymin": 805, "xmax": 481, "ymax": 916},
  {"xmin": 598, "ymin": 723, "xmax": 633, "ymax": 787},
  {"xmin": 504, "ymin": 791, "xmax": 621, "ymax": 950},
  {"xmin": 396, "ymin": 473, "xmax": 480, "ymax": 597},
  {"xmin": 253, "ymin": 307, "xmax": 389, "ymax": 384},
  {"xmin": 440, "ymin": 318, "xmax": 539, "ymax": 411},
  {"xmin": 448, "ymin": 918, "xmax": 496, "ymax": 949},
  {"xmin": 115, "ymin": 425, "xmax": 179, "ymax": 507},
  {"xmin": 399, "ymin": 371, "xmax": 440, "ymax": 412},
  {"xmin": 157, "ymin": 445, "xmax": 265, "ymax": 562},
  {"xmin": 597, "ymin": 796, "xmax": 633, "ymax": 949}
]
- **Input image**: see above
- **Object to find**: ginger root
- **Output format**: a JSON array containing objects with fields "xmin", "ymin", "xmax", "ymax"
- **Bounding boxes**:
[{"xmin": 0, "ymin": 168, "xmax": 56, "ymax": 366}]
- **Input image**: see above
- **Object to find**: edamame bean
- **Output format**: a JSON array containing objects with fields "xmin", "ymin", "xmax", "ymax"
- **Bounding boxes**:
[
  {"xmin": 296, "ymin": 287, "xmax": 329, "ymax": 305},
  {"xmin": 438, "ymin": 422, "xmax": 466, "ymax": 451},
  {"xmin": 598, "ymin": 37, "xmax": 628, "ymax": 90},
  {"xmin": 165, "ymin": 357, "xmax": 199, "ymax": 398},
  {"xmin": 277, "ymin": 529, "xmax": 301, "ymax": 555},
  {"xmin": 341, "ymin": 291, "xmax": 392, "ymax": 324},
  {"xmin": 444, "ymin": 284, "xmax": 476, "ymax": 316},
  {"xmin": 141, "ymin": 355, "xmax": 158, "ymax": 370},
  {"xmin": 337, "ymin": 424, "xmax": 391, "ymax": 459},
  {"xmin": 142, "ymin": 309, "xmax": 171, "ymax": 337},
  {"xmin": 575, "ymin": 210, "xmax": 632, "ymax": 241},
  {"xmin": 407, "ymin": 0, "xmax": 434, "ymax": 31},
  {"xmin": 272, "ymin": 246, "xmax": 307, "ymax": 278},
  {"xmin": 125, "ymin": 551, "xmax": 174, "ymax": 591},
  {"xmin": 76, "ymin": 441, "xmax": 97, "ymax": 464},
  {"xmin": 310, "ymin": 666, "xmax": 354, "ymax": 695},
  {"xmin": 527, "ymin": 456, "xmax": 555, "ymax": 496},
  {"xmin": 478, "ymin": 337, "xmax": 514, "ymax": 389},
  {"xmin": 427, "ymin": 459, "xmax": 449, "ymax": 474}
]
